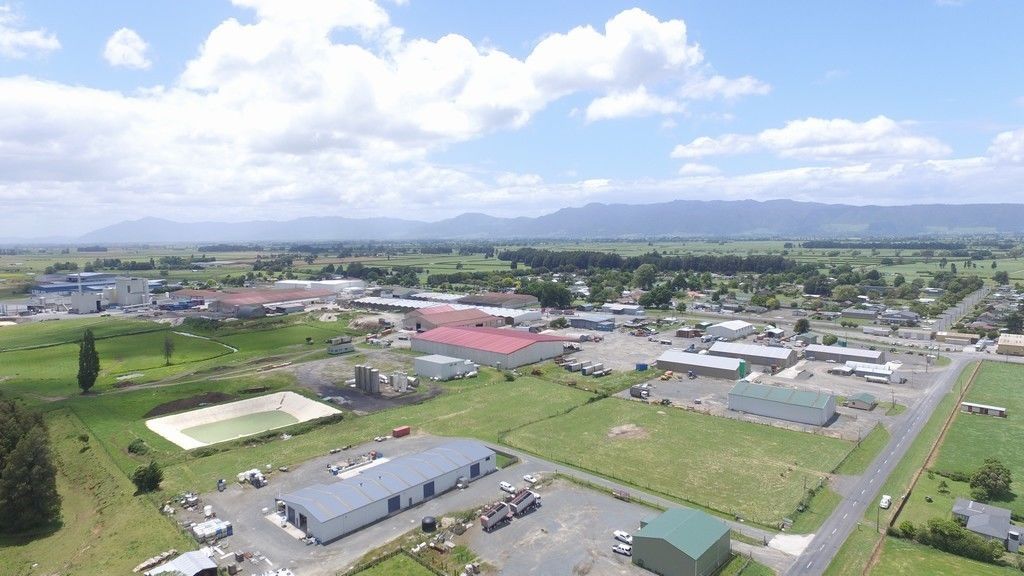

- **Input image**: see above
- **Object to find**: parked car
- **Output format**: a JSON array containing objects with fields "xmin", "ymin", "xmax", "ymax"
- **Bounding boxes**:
[
  {"xmin": 499, "ymin": 481, "xmax": 516, "ymax": 494},
  {"xmin": 879, "ymin": 495, "xmax": 892, "ymax": 509},
  {"xmin": 613, "ymin": 530, "xmax": 633, "ymax": 544},
  {"xmin": 522, "ymin": 474, "xmax": 539, "ymax": 484},
  {"xmin": 612, "ymin": 543, "xmax": 633, "ymax": 556}
]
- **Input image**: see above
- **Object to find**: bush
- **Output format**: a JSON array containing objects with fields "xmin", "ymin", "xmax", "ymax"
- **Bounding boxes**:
[
  {"xmin": 503, "ymin": 371, "xmax": 516, "ymax": 382},
  {"xmin": 898, "ymin": 521, "xmax": 917, "ymax": 539},
  {"xmin": 131, "ymin": 461, "xmax": 163, "ymax": 493},
  {"xmin": 914, "ymin": 518, "xmax": 1005, "ymax": 564},
  {"xmin": 822, "ymin": 334, "xmax": 839, "ymax": 346},
  {"xmin": 77, "ymin": 434, "xmax": 89, "ymax": 443},
  {"xmin": 127, "ymin": 438, "xmax": 149, "ymax": 455}
]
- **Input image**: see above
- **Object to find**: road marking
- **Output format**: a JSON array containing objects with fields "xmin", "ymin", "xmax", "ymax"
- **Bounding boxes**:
[
  {"xmin": 883, "ymin": 459, "xmax": 889, "ymax": 464},
  {"xmin": 860, "ymin": 489, "xmax": 865, "ymax": 495},
  {"xmin": 843, "ymin": 513, "xmax": 848, "ymax": 520},
  {"xmin": 831, "ymin": 528, "xmax": 837, "ymax": 535},
  {"xmin": 820, "ymin": 544, "xmax": 826, "ymax": 551},
  {"xmin": 870, "ymin": 478, "xmax": 875, "ymax": 483},
  {"xmin": 807, "ymin": 561, "xmax": 814, "ymax": 569}
]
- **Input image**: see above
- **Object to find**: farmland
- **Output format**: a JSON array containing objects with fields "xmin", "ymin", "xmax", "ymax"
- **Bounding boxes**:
[
  {"xmin": 872, "ymin": 537, "xmax": 1018, "ymax": 575},
  {"xmin": 505, "ymin": 397, "xmax": 854, "ymax": 526}
]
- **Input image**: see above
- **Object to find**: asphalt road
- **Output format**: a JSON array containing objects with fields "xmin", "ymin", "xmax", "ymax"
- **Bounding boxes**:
[{"xmin": 783, "ymin": 356, "xmax": 971, "ymax": 576}]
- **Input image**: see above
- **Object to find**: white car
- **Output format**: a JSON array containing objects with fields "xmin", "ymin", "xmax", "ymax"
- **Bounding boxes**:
[
  {"xmin": 612, "ymin": 543, "xmax": 633, "ymax": 556},
  {"xmin": 879, "ymin": 495, "xmax": 892, "ymax": 509},
  {"xmin": 499, "ymin": 481, "xmax": 516, "ymax": 494},
  {"xmin": 523, "ymin": 474, "xmax": 539, "ymax": 484},
  {"xmin": 613, "ymin": 530, "xmax": 633, "ymax": 544}
]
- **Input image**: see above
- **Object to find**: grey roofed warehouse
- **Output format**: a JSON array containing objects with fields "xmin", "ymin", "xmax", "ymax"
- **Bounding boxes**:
[
  {"xmin": 279, "ymin": 440, "xmax": 496, "ymax": 543},
  {"xmin": 707, "ymin": 341, "xmax": 796, "ymax": 368},
  {"xmin": 728, "ymin": 381, "xmax": 836, "ymax": 426}
]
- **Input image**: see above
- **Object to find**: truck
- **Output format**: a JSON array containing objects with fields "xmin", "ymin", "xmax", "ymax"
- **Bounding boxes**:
[
  {"xmin": 479, "ymin": 502, "xmax": 513, "ymax": 532},
  {"xmin": 629, "ymin": 385, "xmax": 650, "ymax": 399},
  {"xmin": 508, "ymin": 490, "xmax": 541, "ymax": 516}
]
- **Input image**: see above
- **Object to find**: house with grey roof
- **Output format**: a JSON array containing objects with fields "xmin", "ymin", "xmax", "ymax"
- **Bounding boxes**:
[
  {"xmin": 952, "ymin": 498, "xmax": 1020, "ymax": 552},
  {"xmin": 280, "ymin": 441, "xmax": 496, "ymax": 543}
]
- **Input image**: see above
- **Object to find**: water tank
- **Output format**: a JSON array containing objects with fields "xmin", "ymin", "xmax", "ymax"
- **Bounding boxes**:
[{"xmin": 422, "ymin": 516, "xmax": 437, "ymax": 533}]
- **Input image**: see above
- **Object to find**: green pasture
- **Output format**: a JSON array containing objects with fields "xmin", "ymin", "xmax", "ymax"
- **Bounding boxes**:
[
  {"xmin": 351, "ymin": 554, "xmax": 435, "ymax": 576},
  {"xmin": 504, "ymin": 397, "xmax": 853, "ymax": 526},
  {"xmin": 872, "ymin": 537, "xmax": 1018, "ymax": 575},
  {"xmin": 0, "ymin": 316, "xmax": 161, "ymax": 351},
  {"xmin": 835, "ymin": 425, "xmax": 890, "ymax": 476}
]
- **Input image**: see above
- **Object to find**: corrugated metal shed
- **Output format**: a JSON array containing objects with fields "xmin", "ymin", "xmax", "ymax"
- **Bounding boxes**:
[
  {"xmin": 145, "ymin": 551, "xmax": 216, "ymax": 576},
  {"xmin": 411, "ymin": 326, "xmax": 567, "ymax": 354},
  {"xmin": 708, "ymin": 342, "xmax": 793, "ymax": 361},
  {"xmin": 282, "ymin": 441, "xmax": 493, "ymax": 523},
  {"xmin": 729, "ymin": 381, "xmax": 832, "ymax": 409},
  {"xmin": 636, "ymin": 508, "xmax": 729, "ymax": 561},
  {"xmin": 657, "ymin": 349, "xmax": 741, "ymax": 370}
]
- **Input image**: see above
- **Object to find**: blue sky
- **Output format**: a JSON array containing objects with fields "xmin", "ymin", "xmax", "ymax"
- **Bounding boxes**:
[{"xmin": 0, "ymin": 0, "xmax": 1022, "ymax": 237}]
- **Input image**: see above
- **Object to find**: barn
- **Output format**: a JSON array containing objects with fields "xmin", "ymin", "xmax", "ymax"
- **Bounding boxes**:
[
  {"xmin": 632, "ymin": 508, "xmax": 732, "ymax": 576},
  {"xmin": 728, "ymin": 381, "xmax": 836, "ymax": 426},
  {"xmin": 279, "ymin": 441, "xmax": 496, "ymax": 543},
  {"xmin": 411, "ymin": 326, "xmax": 568, "ymax": 369},
  {"xmin": 402, "ymin": 306, "xmax": 504, "ymax": 331}
]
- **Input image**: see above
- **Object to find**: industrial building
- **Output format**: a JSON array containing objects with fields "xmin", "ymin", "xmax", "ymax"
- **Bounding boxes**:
[
  {"xmin": 69, "ymin": 291, "xmax": 102, "ymax": 314},
  {"xmin": 804, "ymin": 344, "xmax": 885, "ymax": 364},
  {"xmin": 144, "ymin": 551, "xmax": 217, "ymax": 576},
  {"xmin": 705, "ymin": 320, "xmax": 754, "ymax": 341},
  {"xmin": 862, "ymin": 326, "xmax": 891, "ymax": 337},
  {"xmin": 961, "ymin": 402, "xmax": 1007, "ymax": 418},
  {"xmin": 632, "ymin": 508, "xmax": 731, "ymax": 576},
  {"xmin": 205, "ymin": 288, "xmax": 335, "ymax": 318},
  {"xmin": 279, "ymin": 441, "xmax": 496, "ymax": 543},
  {"xmin": 846, "ymin": 393, "xmax": 877, "ymax": 411},
  {"xmin": 402, "ymin": 306, "xmax": 503, "ymax": 331},
  {"xmin": 656, "ymin": 350, "xmax": 746, "ymax": 380},
  {"xmin": 411, "ymin": 326, "xmax": 568, "ymax": 369},
  {"xmin": 996, "ymin": 334, "xmax": 1024, "ymax": 356},
  {"xmin": 111, "ymin": 277, "xmax": 149, "ymax": 306},
  {"xmin": 414, "ymin": 354, "xmax": 476, "ymax": 380},
  {"xmin": 935, "ymin": 331, "xmax": 978, "ymax": 345},
  {"xmin": 354, "ymin": 297, "xmax": 541, "ymax": 325},
  {"xmin": 841, "ymin": 308, "xmax": 878, "ymax": 320},
  {"xmin": 600, "ymin": 303, "xmax": 645, "ymax": 316},
  {"xmin": 675, "ymin": 327, "xmax": 702, "ymax": 338},
  {"xmin": 898, "ymin": 328, "xmax": 934, "ymax": 341},
  {"xmin": 274, "ymin": 278, "xmax": 366, "ymax": 293},
  {"xmin": 409, "ymin": 291, "xmax": 467, "ymax": 303},
  {"xmin": 568, "ymin": 312, "xmax": 615, "ymax": 331},
  {"xmin": 952, "ymin": 499, "xmax": 1020, "ymax": 552},
  {"xmin": 728, "ymin": 382, "xmax": 836, "ymax": 426},
  {"xmin": 707, "ymin": 341, "xmax": 795, "ymax": 369},
  {"xmin": 457, "ymin": 292, "xmax": 539, "ymax": 309},
  {"xmin": 327, "ymin": 336, "xmax": 354, "ymax": 355},
  {"xmin": 879, "ymin": 309, "xmax": 921, "ymax": 326}
]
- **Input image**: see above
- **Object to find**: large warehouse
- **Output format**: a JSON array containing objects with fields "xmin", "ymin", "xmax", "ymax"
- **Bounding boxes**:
[
  {"xmin": 411, "ymin": 326, "xmax": 568, "ymax": 368},
  {"xmin": 804, "ymin": 344, "xmax": 885, "ymax": 364},
  {"xmin": 354, "ymin": 297, "xmax": 541, "ymax": 324},
  {"xmin": 280, "ymin": 441, "xmax": 496, "ymax": 543},
  {"xmin": 707, "ymin": 342, "xmax": 795, "ymax": 369},
  {"xmin": 402, "ymin": 306, "xmax": 503, "ymax": 331},
  {"xmin": 705, "ymin": 320, "xmax": 755, "ymax": 341},
  {"xmin": 458, "ymin": 292, "xmax": 539, "ymax": 309},
  {"xmin": 568, "ymin": 312, "xmax": 616, "ymax": 331},
  {"xmin": 632, "ymin": 508, "xmax": 731, "ymax": 576},
  {"xmin": 728, "ymin": 382, "xmax": 836, "ymax": 426},
  {"xmin": 656, "ymin": 350, "xmax": 746, "ymax": 380}
]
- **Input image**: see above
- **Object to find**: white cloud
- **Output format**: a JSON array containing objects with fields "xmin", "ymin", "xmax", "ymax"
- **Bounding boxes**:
[
  {"xmin": 585, "ymin": 86, "xmax": 684, "ymax": 122},
  {"xmin": 678, "ymin": 162, "xmax": 720, "ymax": 176},
  {"xmin": 104, "ymin": 28, "xmax": 152, "ymax": 69},
  {"xmin": 671, "ymin": 116, "xmax": 951, "ymax": 161},
  {"xmin": 678, "ymin": 75, "xmax": 770, "ymax": 99},
  {"xmin": 989, "ymin": 129, "xmax": 1024, "ymax": 164},
  {"xmin": 0, "ymin": 4, "xmax": 59, "ymax": 58},
  {"xmin": 495, "ymin": 172, "xmax": 542, "ymax": 187}
]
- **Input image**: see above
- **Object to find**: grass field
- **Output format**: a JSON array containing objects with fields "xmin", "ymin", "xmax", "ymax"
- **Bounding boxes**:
[
  {"xmin": 351, "ymin": 554, "xmax": 435, "ymax": 576},
  {"xmin": 835, "ymin": 425, "xmax": 891, "ymax": 476},
  {"xmin": 0, "ymin": 409, "xmax": 191, "ymax": 576},
  {"xmin": 528, "ymin": 361, "xmax": 663, "ymax": 395},
  {"xmin": 505, "ymin": 397, "xmax": 853, "ymax": 526},
  {"xmin": 933, "ymin": 362, "xmax": 1024, "ymax": 515},
  {"xmin": 872, "ymin": 537, "xmax": 1018, "ymax": 575},
  {"xmin": 0, "ymin": 317, "xmax": 162, "ymax": 351},
  {"xmin": 718, "ymin": 555, "xmax": 775, "ymax": 576}
]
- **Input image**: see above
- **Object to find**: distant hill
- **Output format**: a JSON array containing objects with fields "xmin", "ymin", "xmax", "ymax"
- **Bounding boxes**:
[{"xmin": 75, "ymin": 200, "xmax": 1024, "ymax": 242}]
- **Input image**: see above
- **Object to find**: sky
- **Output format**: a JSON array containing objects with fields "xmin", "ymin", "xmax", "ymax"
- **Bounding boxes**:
[{"xmin": 0, "ymin": 0, "xmax": 1022, "ymax": 238}]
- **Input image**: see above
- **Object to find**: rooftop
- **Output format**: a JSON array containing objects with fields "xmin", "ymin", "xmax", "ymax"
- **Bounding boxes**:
[
  {"xmin": 281, "ymin": 441, "xmax": 493, "ymax": 523},
  {"xmin": 953, "ymin": 498, "xmax": 1012, "ymax": 540},
  {"xmin": 410, "ymin": 308, "xmax": 497, "ymax": 326},
  {"xmin": 657, "ymin": 349, "xmax": 742, "ymax": 370},
  {"xmin": 708, "ymin": 341, "xmax": 793, "ymax": 360},
  {"xmin": 805, "ymin": 344, "xmax": 883, "ymax": 360},
  {"xmin": 415, "ymin": 354, "xmax": 473, "ymax": 365},
  {"xmin": 849, "ymin": 392, "xmax": 877, "ymax": 404},
  {"xmin": 412, "ymin": 326, "xmax": 567, "ymax": 354},
  {"xmin": 216, "ymin": 288, "xmax": 336, "ymax": 306},
  {"xmin": 636, "ymin": 508, "xmax": 728, "ymax": 560},
  {"xmin": 998, "ymin": 333, "xmax": 1024, "ymax": 346},
  {"xmin": 711, "ymin": 320, "xmax": 754, "ymax": 331},
  {"xmin": 729, "ymin": 381, "xmax": 834, "ymax": 409},
  {"xmin": 571, "ymin": 312, "xmax": 615, "ymax": 322},
  {"xmin": 146, "ymin": 551, "xmax": 216, "ymax": 576},
  {"xmin": 458, "ymin": 292, "xmax": 539, "ymax": 306}
]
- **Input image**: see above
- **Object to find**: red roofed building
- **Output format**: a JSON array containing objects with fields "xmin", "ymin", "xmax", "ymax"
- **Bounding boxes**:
[
  {"xmin": 403, "ymin": 307, "xmax": 504, "ymax": 332},
  {"xmin": 411, "ymin": 326, "xmax": 568, "ymax": 368}
]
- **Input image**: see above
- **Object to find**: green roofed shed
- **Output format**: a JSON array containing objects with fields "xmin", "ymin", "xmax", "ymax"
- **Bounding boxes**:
[
  {"xmin": 632, "ymin": 508, "xmax": 731, "ymax": 576},
  {"xmin": 728, "ymin": 381, "xmax": 837, "ymax": 426}
]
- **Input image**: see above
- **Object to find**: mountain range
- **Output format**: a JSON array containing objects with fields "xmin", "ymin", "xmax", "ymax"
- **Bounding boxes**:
[{"xmin": 54, "ymin": 199, "xmax": 1024, "ymax": 243}]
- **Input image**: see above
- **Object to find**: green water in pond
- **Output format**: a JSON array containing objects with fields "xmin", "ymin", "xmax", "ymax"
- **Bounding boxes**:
[{"xmin": 181, "ymin": 410, "xmax": 299, "ymax": 444}]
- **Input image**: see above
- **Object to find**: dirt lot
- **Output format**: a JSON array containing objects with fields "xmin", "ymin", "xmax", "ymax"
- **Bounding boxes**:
[
  {"xmin": 144, "ymin": 391, "xmax": 238, "ymax": 417},
  {"xmin": 462, "ymin": 478, "xmax": 654, "ymax": 576}
]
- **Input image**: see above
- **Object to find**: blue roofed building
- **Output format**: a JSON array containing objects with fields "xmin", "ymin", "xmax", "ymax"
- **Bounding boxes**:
[{"xmin": 279, "ymin": 441, "xmax": 496, "ymax": 542}]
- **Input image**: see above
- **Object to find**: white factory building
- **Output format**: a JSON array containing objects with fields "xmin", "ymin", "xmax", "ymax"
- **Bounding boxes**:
[
  {"xmin": 354, "ymin": 296, "xmax": 541, "ymax": 325},
  {"xmin": 280, "ymin": 441, "xmax": 496, "ymax": 543},
  {"xmin": 274, "ymin": 279, "xmax": 366, "ymax": 293},
  {"xmin": 413, "ymin": 354, "xmax": 477, "ymax": 380},
  {"xmin": 804, "ymin": 344, "xmax": 886, "ymax": 364},
  {"xmin": 705, "ymin": 320, "xmax": 755, "ymax": 341}
]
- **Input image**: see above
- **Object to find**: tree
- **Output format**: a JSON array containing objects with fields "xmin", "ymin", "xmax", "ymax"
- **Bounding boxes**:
[
  {"xmin": 163, "ymin": 334, "xmax": 175, "ymax": 366},
  {"xmin": 1007, "ymin": 312, "xmax": 1023, "ymax": 335},
  {"xmin": 131, "ymin": 461, "xmax": 163, "ymax": 493},
  {"xmin": 822, "ymin": 334, "xmax": 839, "ymax": 346},
  {"xmin": 993, "ymin": 271, "xmax": 1009, "ymax": 284},
  {"xmin": 639, "ymin": 283, "xmax": 673, "ymax": 309},
  {"xmin": 832, "ymin": 284, "xmax": 859, "ymax": 302},
  {"xmin": 0, "ymin": 426, "xmax": 60, "ymax": 531},
  {"xmin": 970, "ymin": 458, "xmax": 1012, "ymax": 501},
  {"xmin": 632, "ymin": 263, "xmax": 658, "ymax": 290},
  {"xmin": 675, "ymin": 301, "xmax": 687, "ymax": 312},
  {"xmin": 548, "ymin": 317, "xmax": 569, "ymax": 329},
  {"xmin": 794, "ymin": 318, "xmax": 811, "ymax": 334},
  {"xmin": 77, "ymin": 329, "xmax": 100, "ymax": 394}
]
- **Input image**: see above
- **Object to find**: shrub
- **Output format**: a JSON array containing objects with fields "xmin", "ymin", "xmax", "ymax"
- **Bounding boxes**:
[
  {"xmin": 77, "ymin": 434, "xmax": 89, "ymax": 443},
  {"xmin": 503, "ymin": 371, "xmax": 516, "ymax": 382},
  {"xmin": 131, "ymin": 461, "xmax": 163, "ymax": 493},
  {"xmin": 127, "ymin": 438, "xmax": 149, "ymax": 455}
]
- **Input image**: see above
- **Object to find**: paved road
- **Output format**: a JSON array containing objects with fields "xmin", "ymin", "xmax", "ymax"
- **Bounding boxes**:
[{"xmin": 783, "ymin": 356, "xmax": 971, "ymax": 576}]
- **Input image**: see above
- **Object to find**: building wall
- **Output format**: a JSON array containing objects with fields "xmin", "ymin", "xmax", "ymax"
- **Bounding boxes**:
[
  {"xmin": 806, "ymin": 348, "xmax": 886, "ymax": 365},
  {"xmin": 568, "ymin": 318, "xmax": 615, "ymax": 331},
  {"xmin": 695, "ymin": 530, "xmax": 732, "ymax": 576},
  {"xmin": 413, "ymin": 357, "xmax": 474, "ymax": 380},
  {"xmin": 706, "ymin": 324, "xmax": 753, "ymax": 340},
  {"xmin": 114, "ymin": 277, "xmax": 148, "ymax": 306},
  {"xmin": 655, "ymin": 358, "xmax": 740, "ymax": 380},
  {"xmin": 728, "ymin": 394, "xmax": 835, "ymax": 426},
  {"xmin": 998, "ymin": 342, "xmax": 1024, "ymax": 356},
  {"xmin": 633, "ymin": 537, "xmax": 696, "ymax": 576},
  {"xmin": 286, "ymin": 454, "xmax": 497, "ymax": 542},
  {"xmin": 406, "ymin": 315, "xmax": 505, "ymax": 331}
]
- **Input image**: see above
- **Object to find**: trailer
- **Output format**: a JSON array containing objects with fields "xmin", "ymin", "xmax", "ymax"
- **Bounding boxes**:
[
  {"xmin": 508, "ymin": 490, "xmax": 541, "ymax": 516},
  {"xmin": 864, "ymin": 375, "xmax": 891, "ymax": 384},
  {"xmin": 479, "ymin": 502, "xmax": 513, "ymax": 532},
  {"xmin": 582, "ymin": 362, "xmax": 604, "ymax": 376}
]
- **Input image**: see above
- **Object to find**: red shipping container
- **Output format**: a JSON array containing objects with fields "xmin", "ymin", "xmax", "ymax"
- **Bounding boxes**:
[{"xmin": 392, "ymin": 425, "xmax": 411, "ymax": 438}]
